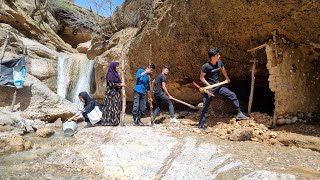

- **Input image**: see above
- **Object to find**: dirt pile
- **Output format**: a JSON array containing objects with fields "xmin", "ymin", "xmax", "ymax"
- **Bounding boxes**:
[
  {"xmin": 155, "ymin": 115, "xmax": 279, "ymax": 145},
  {"xmin": 148, "ymin": 112, "xmax": 320, "ymax": 152},
  {"xmin": 250, "ymin": 112, "xmax": 273, "ymax": 128},
  {"xmin": 209, "ymin": 119, "xmax": 279, "ymax": 144}
]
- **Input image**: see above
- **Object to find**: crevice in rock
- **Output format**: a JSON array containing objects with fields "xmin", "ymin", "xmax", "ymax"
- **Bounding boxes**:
[{"xmin": 155, "ymin": 139, "xmax": 184, "ymax": 179}]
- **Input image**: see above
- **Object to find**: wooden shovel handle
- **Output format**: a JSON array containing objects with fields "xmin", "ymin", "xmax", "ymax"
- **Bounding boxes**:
[
  {"xmin": 193, "ymin": 82, "xmax": 215, "ymax": 97},
  {"xmin": 204, "ymin": 80, "xmax": 228, "ymax": 90},
  {"xmin": 170, "ymin": 97, "xmax": 199, "ymax": 109}
]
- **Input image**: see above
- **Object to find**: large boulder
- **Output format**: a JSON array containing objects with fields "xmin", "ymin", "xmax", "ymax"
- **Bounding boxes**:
[
  {"xmin": 0, "ymin": 110, "xmax": 34, "ymax": 154},
  {"xmin": 0, "ymin": 74, "xmax": 78, "ymax": 122},
  {"xmin": 58, "ymin": 26, "xmax": 92, "ymax": 48},
  {"xmin": 0, "ymin": 110, "xmax": 35, "ymax": 134},
  {"xmin": 87, "ymin": 41, "xmax": 108, "ymax": 60},
  {"xmin": 0, "ymin": 132, "xmax": 32, "ymax": 155},
  {"xmin": 93, "ymin": 28, "xmax": 138, "ymax": 100},
  {"xmin": 21, "ymin": 37, "xmax": 58, "ymax": 91},
  {"xmin": 76, "ymin": 40, "xmax": 91, "ymax": 53}
]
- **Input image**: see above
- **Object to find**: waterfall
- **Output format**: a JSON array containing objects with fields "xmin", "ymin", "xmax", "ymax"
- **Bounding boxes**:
[
  {"xmin": 56, "ymin": 53, "xmax": 94, "ymax": 104},
  {"xmin": 69, "ymin": 60, "xmax": 94, "ymax": 104},
  {"xmin": 57, "ymin": 54, "xmax": 72, "ymax": 99}
]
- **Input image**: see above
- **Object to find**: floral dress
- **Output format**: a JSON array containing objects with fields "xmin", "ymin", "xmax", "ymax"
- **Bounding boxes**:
[{"xmin": 101, "ymin": 81, "xmax": 122, "ymax": 126}]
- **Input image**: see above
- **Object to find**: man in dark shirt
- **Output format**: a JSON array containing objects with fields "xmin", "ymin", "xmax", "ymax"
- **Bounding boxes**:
[
  {"xmin": 132, "ymin": 63, "xmax": 156, "ymax": 126},
  {"xmin": 152, "ymin": 66, "xmax": 179, "ymax": 123},
  {"xmin": 198, "ymin": 48, "xmax": 248, "ymax": 129}
]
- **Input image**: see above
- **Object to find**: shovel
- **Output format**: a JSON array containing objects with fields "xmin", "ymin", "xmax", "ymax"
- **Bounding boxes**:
[
  {"xmin": 193, "ymin": 82, "xmax": 215, "ymax": 96},
  {"xmin": 170, "ymin": 97, "xmax": 201, "ymax": 110},
  {"xmin": 193, "ymin": 80, "xmax": 229, "ymax": 96}
]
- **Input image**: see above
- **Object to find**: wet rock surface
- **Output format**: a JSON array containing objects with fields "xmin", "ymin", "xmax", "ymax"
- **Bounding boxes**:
[
  {"xmin": 1, "ymin": 119, "xmax": 320, "ymax": 179},
  {"xmin": 36, "ymin": 127, "xmax": 55, "ymax": 138}
]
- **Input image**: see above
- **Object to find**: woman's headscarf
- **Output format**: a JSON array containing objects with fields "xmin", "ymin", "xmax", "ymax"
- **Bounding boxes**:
[
  {"xmin": 78, "ymin": 91, "xmax": 94, "ymax": 106},
  {"xmin": 106, "ymin": 61, "xmax": 121, "ymax": 83}
]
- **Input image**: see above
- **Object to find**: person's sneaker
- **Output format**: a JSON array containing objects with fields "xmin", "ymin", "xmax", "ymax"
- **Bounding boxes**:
[
  {"xmin": 84, "ymin": 122, "xmax": 93, "ymax": 128},
  {"xmin": 198, "ymin": 124, "xmax": 205, "ymax": 129},
  {"xmin": 137, "ymin": 119, "xmax": 145, "ymax": 126},
  {"xmin": 149, "ymin": 117, "xmax": 156, "ymax": 126},
  {"xmin": 170, "ymin": 117, "xmax": 180, "ymax": 123},
  {"xmin": 236, "ymin": 112, "xmax": 249, "ymax": 120},
  {"xmin": 133, "ymin": 118, "xmax": 139, "ymax": 126}
]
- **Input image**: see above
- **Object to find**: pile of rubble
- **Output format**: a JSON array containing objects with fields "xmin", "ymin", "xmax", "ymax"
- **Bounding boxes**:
[
  {"xmin": 250, "ymin": 112, "xmax": 273, "ymax": 128},
  {"xmin": 209, "ymin": 119, "xmax": 279, "ymax": 144},
  {"xmin": 161, "ymin": 117, "xmax": 280, "ymax": 145}
]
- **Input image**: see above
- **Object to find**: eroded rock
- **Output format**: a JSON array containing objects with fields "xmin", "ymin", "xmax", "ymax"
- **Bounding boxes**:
[
  {"xmin": 0, "ymin": 74, "xmax": 78, "ymax": 121},
  {"xmin": 0, "ymin": 133, "xmax": 32, "ymax": 154},
  {"xmin": 36, "ymin": 127, "xmax": 54, "ymax": 137}
]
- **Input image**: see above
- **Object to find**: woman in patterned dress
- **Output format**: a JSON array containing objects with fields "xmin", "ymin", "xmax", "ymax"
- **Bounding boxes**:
[{"xmin": 101, "ymin": 61, "xmax": 123, "ymax": 126}]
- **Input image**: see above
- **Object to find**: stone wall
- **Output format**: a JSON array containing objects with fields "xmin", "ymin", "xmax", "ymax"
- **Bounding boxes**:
[{"xmin": 266, "ymin": 43, "xmax": 320, "ymax": 116}]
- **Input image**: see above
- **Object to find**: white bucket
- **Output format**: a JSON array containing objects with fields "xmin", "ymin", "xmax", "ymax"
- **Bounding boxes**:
[{"xmin": 62, "ymin": 121, "xmax": 78, "ymax": 137}]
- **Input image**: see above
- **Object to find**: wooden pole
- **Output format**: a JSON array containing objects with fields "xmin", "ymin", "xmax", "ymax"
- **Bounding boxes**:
[
  {"xmin": 271, "ymin": 110, "xmax": 277, "ymax": 128},
  {"xmin": 120, "ymin": 51, "xmax": 126, "ymax": 126},
  {"xmin": 11, "ymin": 89, "xmax": 17, "ymax": 112},
  {"xmin": 0, "ymin": 32, "xmax": 9, "ymax": 74},
  {"xmin": 148, "ymin": 44, "xmax": 155, "ymax": 126},
  {"xmin": 248, "ymin": 58, "xmax": 256, "ymax": 114},
  {"xmin": 272, "ymin": 30, "xmax": 279, "ymax": 59}
]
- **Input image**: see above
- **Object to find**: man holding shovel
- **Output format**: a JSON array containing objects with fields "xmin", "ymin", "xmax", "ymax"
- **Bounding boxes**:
[
  {"xmin": 132, "ymin": 64, "xmax": 156, "ymax": 126},
  {"xmin": 152, "ymin": 66, "xmax": 179, "ymax": 123},
  {"xmin": 198, "ymin": 48, "xmax": 248, "ymax": 129}
]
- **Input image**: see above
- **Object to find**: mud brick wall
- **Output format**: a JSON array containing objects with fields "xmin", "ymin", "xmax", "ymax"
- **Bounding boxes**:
[{"xmin": 266, "ymin": 43, "xmax": 320, "ymax": 116}]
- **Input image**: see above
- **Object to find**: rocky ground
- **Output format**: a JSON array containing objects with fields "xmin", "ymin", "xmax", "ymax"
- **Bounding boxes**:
[{"xmin": 0, "ymin": 113, "xmax": 320, "ymax": 179}]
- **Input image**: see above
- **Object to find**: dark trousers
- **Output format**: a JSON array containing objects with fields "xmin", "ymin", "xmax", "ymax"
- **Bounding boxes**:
[
  {"xmin": 153, "ymin": 92, "xmax": 174, "ymax": 118},
  {"xmin": 199, "ymin": 87, "xmax": 241, "ymax": 126},
  {"xmin": 83, "ymin": 112, "xmax": 90, "ymax": 122},
  {"xmin": 132, "ymin": 91, "xmax": 147, "ymax": 120}
]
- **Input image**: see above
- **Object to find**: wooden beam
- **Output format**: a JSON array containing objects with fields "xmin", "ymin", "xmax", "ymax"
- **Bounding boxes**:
[
  {"xmin": 11, "ymin": 89, "xmax": 17, "ymax": 112},
  {"xmin": 272, "ymin": 30, "xmax": 279, "ymax": 59},
  {"xmin": 248, "ymin": 58, "xmax": 256, "ymax": 114},
  {"xmin": 120, "ymin": 51, "xmax": 126, "ymax": 126},
  {"xmin": 148, "ymin": 44, "xmax": 155, "ymax": 126},
  {"xmin": 247, "ymin": 44, "xmax": 267, "ymax": 53}
]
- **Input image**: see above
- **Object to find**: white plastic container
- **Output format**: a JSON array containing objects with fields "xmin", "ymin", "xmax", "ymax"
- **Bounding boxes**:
[{"xmin": 13, "ymin": 67, "xmax": 26, "ymax": 89}]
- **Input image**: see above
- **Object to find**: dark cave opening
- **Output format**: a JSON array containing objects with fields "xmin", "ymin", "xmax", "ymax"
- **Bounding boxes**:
[{"xmin": 230, "ymin": 76, "xmax": 275, "ymax": 116}]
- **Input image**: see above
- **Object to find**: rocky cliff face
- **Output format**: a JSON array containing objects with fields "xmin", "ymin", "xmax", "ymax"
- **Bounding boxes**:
[
  {"xmin": 0, "ymin": 0, "xmax": 87, "ymax": 121},
  {"xmin": 93, "ymin": 0, "xmax": 319, "ymax": 117},
  {"xmin": 0, "ymin": 0, "xmax": 319, "ymax": 121}
]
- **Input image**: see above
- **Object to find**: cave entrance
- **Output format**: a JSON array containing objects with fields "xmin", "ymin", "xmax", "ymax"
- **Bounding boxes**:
[{"xmin": 231, "ymin": 51, "xmax": 275, "ymax": 115}]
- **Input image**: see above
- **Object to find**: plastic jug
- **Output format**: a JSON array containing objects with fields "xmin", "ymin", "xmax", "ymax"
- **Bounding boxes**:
[{"xmin": 13, "ymin": 67, "xmax": 26, "ymax": 88}]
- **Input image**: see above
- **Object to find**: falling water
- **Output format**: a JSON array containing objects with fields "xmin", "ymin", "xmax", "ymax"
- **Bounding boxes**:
[
  {"xmin": 57, "ymin": 54, "xmax": 72, "ymax": 99},
  {"xmin": 56, "ymin": 53, "xmax": 94, "ymax": 104},
  {"xmin": 69, "ymin": 60, "xmax": 94, "ymax": 104}
]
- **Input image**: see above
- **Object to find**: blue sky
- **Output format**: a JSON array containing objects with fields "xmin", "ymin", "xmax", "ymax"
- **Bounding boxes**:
[{"xmin": 74, "ymin": 0, "xmax": 124, "ymax": 17}]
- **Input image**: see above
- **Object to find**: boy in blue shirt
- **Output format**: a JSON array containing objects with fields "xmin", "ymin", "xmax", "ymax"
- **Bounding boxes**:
[{"xmin": 132, "ymin": 63, "xmax": 156, "ymax": 126}]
